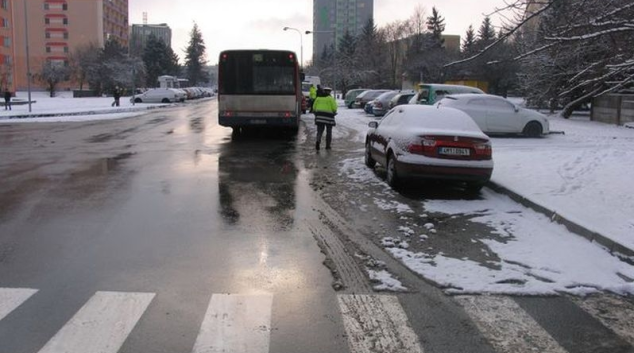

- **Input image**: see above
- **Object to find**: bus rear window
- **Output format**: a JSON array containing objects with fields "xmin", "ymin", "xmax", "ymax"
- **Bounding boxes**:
[{"xmin": 220, "ymin": 52, "xmax": 296, "ymax": 95}]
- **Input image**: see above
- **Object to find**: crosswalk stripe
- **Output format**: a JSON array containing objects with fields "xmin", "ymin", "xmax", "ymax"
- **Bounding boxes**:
[
  {"xmin": 36, "ymin": 291, "xmax": 155, "ymax": 353},
  {"xmin": 191, "ymin": 293, "xmax": 274, "ymax": 353},
  {"xmin": 337, "ymin": 294, "xmax": 423, "ymax": 353},
  {"xmin": 574, "ymin": 295, "xmax": 634, "ymax": 347},
  {"xmin": 457, "ymin": 296, "xmax": 568, "ymax": 353},
  {"xmin": 0, "ymin": 288, "xmax": 38, "ymax": 321}
]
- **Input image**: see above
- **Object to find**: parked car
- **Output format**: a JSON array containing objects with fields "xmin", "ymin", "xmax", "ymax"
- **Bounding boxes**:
[
  {"xmin": 409, "ymin": 84, "xmax": 484, "ymax": 105},
  {"xmin": 344, "ymin": 88, "xmax": 370, "ymax": 108},
  {"xmin": 354, "ymin": 89, "xmax": 391, "ymax": 109},
  {"xmin": 388, "ymin": 91, "xmax": 416, "ymax": 109},
  {"xmin": 371, "ymin": 91, "xmax": 399, "ymax": 116},
  {"xmin": 130, "ymin": 88, "xmax": 186, "ymax": 103},
  {"xmin": 364, "ymin": 100, "xmax": 375, "ymax": 114},
  {"xmin": 437, "ymin": 94, "xmax": 550, "ymax": 137},
  {"xmin": 365, "ymin": 105, "xmax": 493, "ymax": 191}
]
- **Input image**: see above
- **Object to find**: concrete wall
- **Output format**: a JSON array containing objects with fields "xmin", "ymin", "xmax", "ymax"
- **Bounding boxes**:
[{"xmin": 591, "ymin": 94, "xmax": 634, "ymax": 125}]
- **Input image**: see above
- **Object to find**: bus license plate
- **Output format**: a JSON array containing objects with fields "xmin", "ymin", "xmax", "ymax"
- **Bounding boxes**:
[
  {"xmin": 250, "ymin": 119, "xmax": 266, "ymax": 125},
  {"xmin": 439, "ymin": 147, "xmax": 470, "ymax": 156}
]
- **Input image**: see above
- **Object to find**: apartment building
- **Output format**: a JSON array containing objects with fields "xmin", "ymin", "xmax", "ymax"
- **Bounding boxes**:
[
  {"xmin": 0, "ymin": 0, "xmax": 15, "ymax": 92},
  {"xmin": 129, "ymin": 23, "xmax": 172, "ymax": 57},
  {"xmin": 311, "ymin": 0, "xmax": 373, "ymax": 63},
  {"xmin": 11, "ymin": 0, "xmax": 129, "ymax": 91}
]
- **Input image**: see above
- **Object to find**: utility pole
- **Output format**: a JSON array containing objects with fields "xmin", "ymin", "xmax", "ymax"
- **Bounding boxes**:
[{"xmin": 24, "ymin": 0, "xmax": 32, "ymax": 112}]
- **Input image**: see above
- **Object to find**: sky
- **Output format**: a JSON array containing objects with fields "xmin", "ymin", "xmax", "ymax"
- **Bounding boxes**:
[{"xmin": 129, "ymin": 0, "xmax": 508, "ymax": 66}]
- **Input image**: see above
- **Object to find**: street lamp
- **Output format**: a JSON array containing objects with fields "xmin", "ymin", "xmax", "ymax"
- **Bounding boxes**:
[
  {"xmin": 305, "ymin": 30, "xmax": 337, "ymax": 98},
  {"xmin": 283, "ymin": 27, "xmax": 303, "ymax": 69}
]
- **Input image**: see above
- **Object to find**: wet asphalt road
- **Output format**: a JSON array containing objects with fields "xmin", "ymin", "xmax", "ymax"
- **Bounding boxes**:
[{"xmin": 0, "ymin": 100, "xmax": 633, "ymax": 353}]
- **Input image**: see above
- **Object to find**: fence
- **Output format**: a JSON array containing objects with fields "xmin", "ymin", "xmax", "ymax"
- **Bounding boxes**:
[{"xmin": 591, "ymin": 94, "xmax": 634, "ymax": 125}]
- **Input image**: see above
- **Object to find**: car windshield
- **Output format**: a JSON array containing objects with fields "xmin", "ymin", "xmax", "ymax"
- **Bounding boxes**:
[{"xmin": 418, "ymin": 88, "xmax": 430, "ymax": 102}]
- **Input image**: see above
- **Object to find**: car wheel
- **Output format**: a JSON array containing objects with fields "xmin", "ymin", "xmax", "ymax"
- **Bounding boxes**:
[
  {"xmin": 365, "ymin": 142, "xmax": 376, "ymax": 168},
  {"xmin": 465, "ymin": 181, "xmax": 486, "ymax": 194},
  {"xmin": 161, "ymin": 98, "xmax": 170, "ymax": 103},
  {"xmin": 523, "ymin": 121, "xmax": 543, "ymax": 137},
  {"xmin": 134, "ymin": 98, "xmax": 142, "ymax": 103},
  {"xmin": 386, "ymin": 153, "xmax": 399, "ymax": 188}
]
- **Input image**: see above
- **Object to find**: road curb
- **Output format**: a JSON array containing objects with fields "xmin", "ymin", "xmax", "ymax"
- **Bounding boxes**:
[{"xmin": 487, "ymin": 181, "xmax": 634, "ymax": 261}]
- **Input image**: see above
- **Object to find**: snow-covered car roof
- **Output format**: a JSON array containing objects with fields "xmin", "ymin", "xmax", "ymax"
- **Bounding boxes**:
[{"xmin": 390, "ymin": 105, "xmax": 488, "ymax": 139}]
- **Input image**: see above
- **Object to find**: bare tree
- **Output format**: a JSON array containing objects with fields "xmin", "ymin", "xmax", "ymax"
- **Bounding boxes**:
[
  {"xmin": 37, "ymin": 61, "xmax": 71, "ymax": 97},
  {"xmin": 382, "ymin": 20, "xmax": 412, "ymax": 88},
  {"xmin": 447, "ymin": 0, "xmax": 634, "ymax": 118},
  {"xmin": 70, "ymin": 42, "xmax": 101, "ymax": 91}
]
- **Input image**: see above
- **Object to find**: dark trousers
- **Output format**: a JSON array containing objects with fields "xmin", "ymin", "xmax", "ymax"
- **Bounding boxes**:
[
  {"xmin": 4, "ymin": 100, "xmax": 10, "ymax": 110},
  {"xmin": 316, "ymin": 123, "xmax": 332, "ymax": 148},
  {"xmin": 112, "ymin": 98, "xmax": 120, "ymax": 107}
]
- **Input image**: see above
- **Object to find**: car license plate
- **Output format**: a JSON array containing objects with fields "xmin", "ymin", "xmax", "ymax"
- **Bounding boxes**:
[
  {"xmin": 250, "ymin": 119, "xmax": 266, "ymax": 125},
  {"xmin": 438, "ymin": 147, "xmax": 470, "ymax": 156}
]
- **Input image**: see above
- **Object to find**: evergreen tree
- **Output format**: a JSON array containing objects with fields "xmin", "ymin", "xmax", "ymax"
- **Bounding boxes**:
[
  {"xmin": 143, "ymin": 34, "xmax": 180, "ymax": 87},
  {"xmin": 476, "ymin": 17, "xmax": 496, "ymax": 50},
  {"xmin": 426, "ymin": 7, "xmax": 445, "ymax": 47},
  {"xmin": 184, "ymin": 23, "xmax": 208, "ymax": 86},
  {"xmin": 462, "ymin": 25, "xmax": 476, "ymax": 56}
]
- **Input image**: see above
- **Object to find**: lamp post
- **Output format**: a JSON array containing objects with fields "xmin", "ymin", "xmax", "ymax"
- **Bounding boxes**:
[
  {"xmin": 283, "ymin": 27, "xmax": 303, "ymax": 69},
  {"xmin": 24, "ymin": 0, "xmax": 33, "ymax": 112},
  {"xmin": 306, "ymin": 30, "xmax": 337, "ymax": 98}
]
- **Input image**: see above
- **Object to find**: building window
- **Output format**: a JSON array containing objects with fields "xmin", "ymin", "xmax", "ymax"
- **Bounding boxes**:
[
  {"xmin": 1, "ymin": 0, "xmax": 8, "ymax": 10},
  {"xmin": 46, "ymin": 47, "xmax": 51, "ymax": 53},
  {"xmin": 45, "ymin": 18, "xmax": 50, "ymax": 25},
  {"xmin": 63, "ymin": 18, "xmax": 68, "ymax": 25},
  {"xmin": 64, "ymin": 47, "xmax": 68, "ymax": 53},
  {"xmin": 1, "ymin": 18, "xmax": 8, "ymax": 28},
  {"xmin": 64, "ymin": 32, "xmax": 68, "ymax": 39},
  {"xmin": 2, "ymin": 36, "xmax": 10, "ymax": 48},
  {"xmin": 46, "ymin": 32, "xmax": 51, "ymax": 39},
  {"xmin": 63, "ymin": 3, "xmax": 68, "ymax": 10},
  {"xmin": 44, "ymin": 3, "xmax": 49, "ymax": 10}
]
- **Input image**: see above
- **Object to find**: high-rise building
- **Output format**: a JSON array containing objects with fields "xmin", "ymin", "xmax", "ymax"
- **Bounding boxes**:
[
  {"xmin": 11, "ymin": 0, "xmax": 129, "ymax": 91},
  {"xmin": 311, "ymin": 0, "xmax": 373, "ymax": 63},
  {"xmin": 129, "ymin": 23, "xmax": 172, "ymax": 57},
  {"xmin": 0, "ymin": 0, "xmax": 15, "ymax": 92}
]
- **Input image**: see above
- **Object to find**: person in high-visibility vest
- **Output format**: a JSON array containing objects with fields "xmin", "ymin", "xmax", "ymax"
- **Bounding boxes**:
[
  {"xmin": 312, "ymin": 87, "xmax": 337, "ymax": 150},
  {"xmin": 308, "ymin": 84, "xmax": 317, "ymax": 112}
]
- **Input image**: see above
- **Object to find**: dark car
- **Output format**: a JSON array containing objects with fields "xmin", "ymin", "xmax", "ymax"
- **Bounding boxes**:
[
  {"xmin": 354, "ymin": 89, "xmax": 391, "ymax": 109},
  {"xmin": 365, "ymin": 105, "xmax": 494, "ymax": 191},
  {"xmin": 388, "ymin": 91, "xmax": 416, "ymax": 110}
]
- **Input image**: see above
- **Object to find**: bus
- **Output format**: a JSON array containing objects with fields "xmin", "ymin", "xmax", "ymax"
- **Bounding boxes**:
[{"xmin": 218, "ymin": 49, "xmax": 304, "ymax": 132}]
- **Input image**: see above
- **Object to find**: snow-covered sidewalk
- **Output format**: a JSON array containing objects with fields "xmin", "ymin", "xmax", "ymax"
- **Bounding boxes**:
[{"xmin": 0, "ymin": 91, "xmax": 168, "ymax": 122}]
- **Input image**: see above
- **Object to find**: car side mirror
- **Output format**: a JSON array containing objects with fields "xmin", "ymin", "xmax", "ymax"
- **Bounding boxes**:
[{"xmin": 368, "ymin": 121, "xmax": 378, "ymax": 128}]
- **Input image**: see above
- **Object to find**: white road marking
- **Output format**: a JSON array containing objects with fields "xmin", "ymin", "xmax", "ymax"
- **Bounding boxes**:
[
  {"xmin": 0, "ymin": 288, "xmax": 38, "ymax": 321},
  {"xmin": 574, "ymin": 295, "xmax": 634, "ymax": 346},
  {"xmin": 36, "ymin": 291, "xmax": 155, "ymax": 353},
  {"xmin": 457, "ymin": 295, "xmax": 568, "ymax": 353},
  {"xmin": 191, "ymin": 293, "xmax": 274, "ymax": 353},
  {"xmin": 337, "ymin": 294, "xmax": 423, "ymax": 353}
]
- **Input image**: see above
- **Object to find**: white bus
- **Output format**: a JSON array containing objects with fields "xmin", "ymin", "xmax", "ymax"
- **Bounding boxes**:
[{"xmin": 218, "ymin": 49, "xmax": 304, "ymax": 133}]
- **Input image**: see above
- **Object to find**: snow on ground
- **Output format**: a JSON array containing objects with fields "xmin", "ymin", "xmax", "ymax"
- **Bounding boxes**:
[
  {"xmin": 0, "ymin": 91, "xmax": 167, "ymax": 122},
  {"xmin": 491, "ymin": 115, "xmax": 634, "ymax": 250},
  {"xmin": 335, "ymin": 105, "xmax": 634, "ymax": 295}
]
